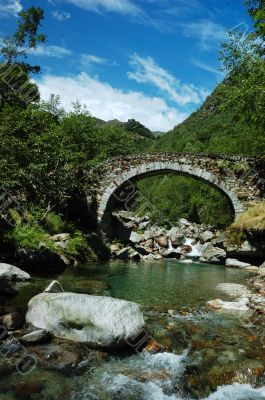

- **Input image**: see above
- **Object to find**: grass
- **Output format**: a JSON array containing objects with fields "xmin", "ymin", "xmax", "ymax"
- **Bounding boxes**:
[{"xmin": 232, "ymin": 201, "xmax": 265, "ymax": 232}]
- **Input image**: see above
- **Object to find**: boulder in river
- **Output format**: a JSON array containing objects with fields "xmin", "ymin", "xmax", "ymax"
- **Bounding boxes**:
[
  {"xmin": 199, "ymin": 243, "xmax": 226, "ymax": 264},
  {"xmin": 200, "ymin": 230, "xmax": 214, "ymax": 243},
  {"xmin": 206, "ymin": 297, "xmax": 249, "ymax": 311},
  {"xmin": 26, "ymin": 293, "xmax": 145, "ymax": 348},
  {"xmin": 215, "ymin": 283, "xmax": 252, "ymax": 298},
  {"xmin": 155, "ymin": 236, "xmax": 168, "ymax": 248},
  {"xmin": 225, "ymin": 258, "xmax": 252, "ymax": 268},
  {"xmin": 0, "ymin": 263, "xmax": 30, "ymax": 281},
  {"xmin": 20, "ymin": 329, "xmax": 52, "ymax": 345},
  {"xmin": 44, "ymin": 280, "xmax": 64, "ymax": 293},
  {"xmin": 129, "ymin": 231, "xmax": 142, "ymax": 244}
]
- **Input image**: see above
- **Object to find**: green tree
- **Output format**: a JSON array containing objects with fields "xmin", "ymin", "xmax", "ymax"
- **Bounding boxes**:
[
  {"xmin": 245, "ymin": 0, "xmax": 265, "ymax": 54},
  {"xmin": 0, "ymin": 7, "xmax": 46, "ymax": 109}
]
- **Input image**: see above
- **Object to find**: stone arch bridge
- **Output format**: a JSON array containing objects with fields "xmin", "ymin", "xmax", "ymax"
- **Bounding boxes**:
[{"xmin": 88, "ymin": 153, "xmax": 264, "ymax": 229}]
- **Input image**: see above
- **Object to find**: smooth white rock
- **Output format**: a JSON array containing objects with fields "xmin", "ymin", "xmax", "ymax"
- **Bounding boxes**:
[
  {"xmin": 0, "ymin": 263, "xmax": 30, "ymax": 281},
  {"xmin": 206, "ymin": 297, "xmax": 249, "ymax": 311},
  {"xmin": 26, "ymin": 293, "xmax": 145, "ymax": 347},
  {"xmin": 225, "ymin": 259, "xmax": 252, "ymax": 268},
  {"xmin": 216, "ymin": 283, "xmax": 252, "ymax": 298}
]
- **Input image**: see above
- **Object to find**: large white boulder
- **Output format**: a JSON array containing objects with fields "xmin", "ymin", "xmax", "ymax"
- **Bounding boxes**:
[
  {"xmin": 0, "ymin": 263, "xmax": 30, "ymax": 281},
  {"xmin": 26, "ymin": 293, "xmax": 145, "ymax": 347}
]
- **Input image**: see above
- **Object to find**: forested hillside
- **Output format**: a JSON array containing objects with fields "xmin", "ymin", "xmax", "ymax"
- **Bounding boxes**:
[{"xmin": 149, "ymin": 87, "xmax": 264, "ymax": 156}]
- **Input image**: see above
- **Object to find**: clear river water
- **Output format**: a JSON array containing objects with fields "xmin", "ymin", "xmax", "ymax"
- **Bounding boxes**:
[{"xmin": 1, "ymin": 260, "xmax": 265, "ymax": 400}]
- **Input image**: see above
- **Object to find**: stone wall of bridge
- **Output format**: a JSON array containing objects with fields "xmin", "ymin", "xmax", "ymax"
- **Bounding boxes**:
[{"xmin": 88, "ymin": 153, "xmax": 264, "ymax": 225}]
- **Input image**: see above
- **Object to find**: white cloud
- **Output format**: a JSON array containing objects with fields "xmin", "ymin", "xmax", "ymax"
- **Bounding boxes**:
[
  {"xmin": 0, "ymin": 0, "xmax": 22, "ymax": 18},
  {"xmin": 81, "ymin": 54, "xmax": 109, "ymax": 65},
  {"xmin": 182, "ymin": 20, "xmax": 227, "ymax": 50},
  {"xmin": 193, "ymin": 60, "xmax": 224, "ymax": 77},
  {"xmin": 52, "ymin": 10, "xmax": 71, "ymax": 21},
  {"xmin": 37, "ymin": 72, "xmax": 188, "ymax": 131},
  {"xmin": 29, "ymin": 45, "xmax": 72, "ymax": 58},
  {"xmin": 65, "ymin": 0, "xmax": 141, "ymax": 15},
  {"xmin": 128, "ymin": 53, "xmax": 208, "ymax": 106}
]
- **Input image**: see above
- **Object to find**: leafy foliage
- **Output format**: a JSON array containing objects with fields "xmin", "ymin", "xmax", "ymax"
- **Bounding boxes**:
[{"xmin": 0, "ymin": 7, "xmax": 46, "ymax": 109}]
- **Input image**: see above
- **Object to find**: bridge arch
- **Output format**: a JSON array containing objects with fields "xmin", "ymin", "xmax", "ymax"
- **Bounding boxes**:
[
  {"xmin": 91, "ymin": 153, "xmax": 262, "ymax": 230},
  {"xmin": 97, "ymin": 161, "xmax": 244, "ymax": 224}
]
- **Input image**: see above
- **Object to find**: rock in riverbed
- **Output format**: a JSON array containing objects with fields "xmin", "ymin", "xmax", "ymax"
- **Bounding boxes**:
[
  {"xmin": 225, "ymin": 258, "xmax": 252, "ymax": 268},
  {"xmin": 206, "ymin": 297, "xmax": 249, "ymax": 311},
  {"xmin": 26, "ymin": 293, "xmax": 145, "ymax": 348},
  {"xmin": 44, "ymin": 280, "xmax": 63, "ymax": 293},
  {"xmin": 0, "ymin": 263, "xmax": 30, "ymax": 281},
  {"xmin": 20, "ymin": 329, "xmax": 52, "ymax": 345},
  {"xmin": 216, "ymin": 283, "xmax": 252, "ymax": 298},
  {"xmin": 199, "ymin": 243, "xmax": 226, "ymax": 264}
]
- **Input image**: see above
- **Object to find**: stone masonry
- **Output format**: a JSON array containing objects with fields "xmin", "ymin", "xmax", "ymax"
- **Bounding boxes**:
[{"xmin": 87, "ymin": 153, "xmax": 264, "ymax": 226}]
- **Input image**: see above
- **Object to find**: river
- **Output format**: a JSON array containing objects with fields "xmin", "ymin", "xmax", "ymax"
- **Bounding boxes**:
[{"xmin": 1, "ymin": 260, "xmax": 265, "ymax": 399}]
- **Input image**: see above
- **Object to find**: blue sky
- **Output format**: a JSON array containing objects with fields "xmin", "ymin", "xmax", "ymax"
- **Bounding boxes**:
[{"xmin": 0, "ymin": 0, "xmax": 251, "ymax": 131}]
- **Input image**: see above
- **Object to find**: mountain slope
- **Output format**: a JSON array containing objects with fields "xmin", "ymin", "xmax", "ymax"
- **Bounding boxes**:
[{"xmin": 149, "ymin": 86, "xmax": 263, "ymax": 156}]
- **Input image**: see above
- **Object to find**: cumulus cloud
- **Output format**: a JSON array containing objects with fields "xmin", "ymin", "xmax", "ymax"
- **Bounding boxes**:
[
  {"xmin": 37, "ymin": 72, "xmax": 188, "ymax": 131},
  {"xmin": 29, "ymin": 45, "xmax": 72, "ymax": 58},
  {"xmin": 182, "ymin": 20, "xmax": 227, "ymax": 50},
  {"xmin": 0, "ymin": 0, "xmax": 22, "ymax": 18},
  {"xmin": 52, "ymin": 10, "xmax": 71, "ymax": 21},
  {"xmin": 128, "ymin": 53, "xmax": 209, "ymax": 106},
  {"xmin": 65, "ymin": 0, "xmax": 141, "ymax": 16}
]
